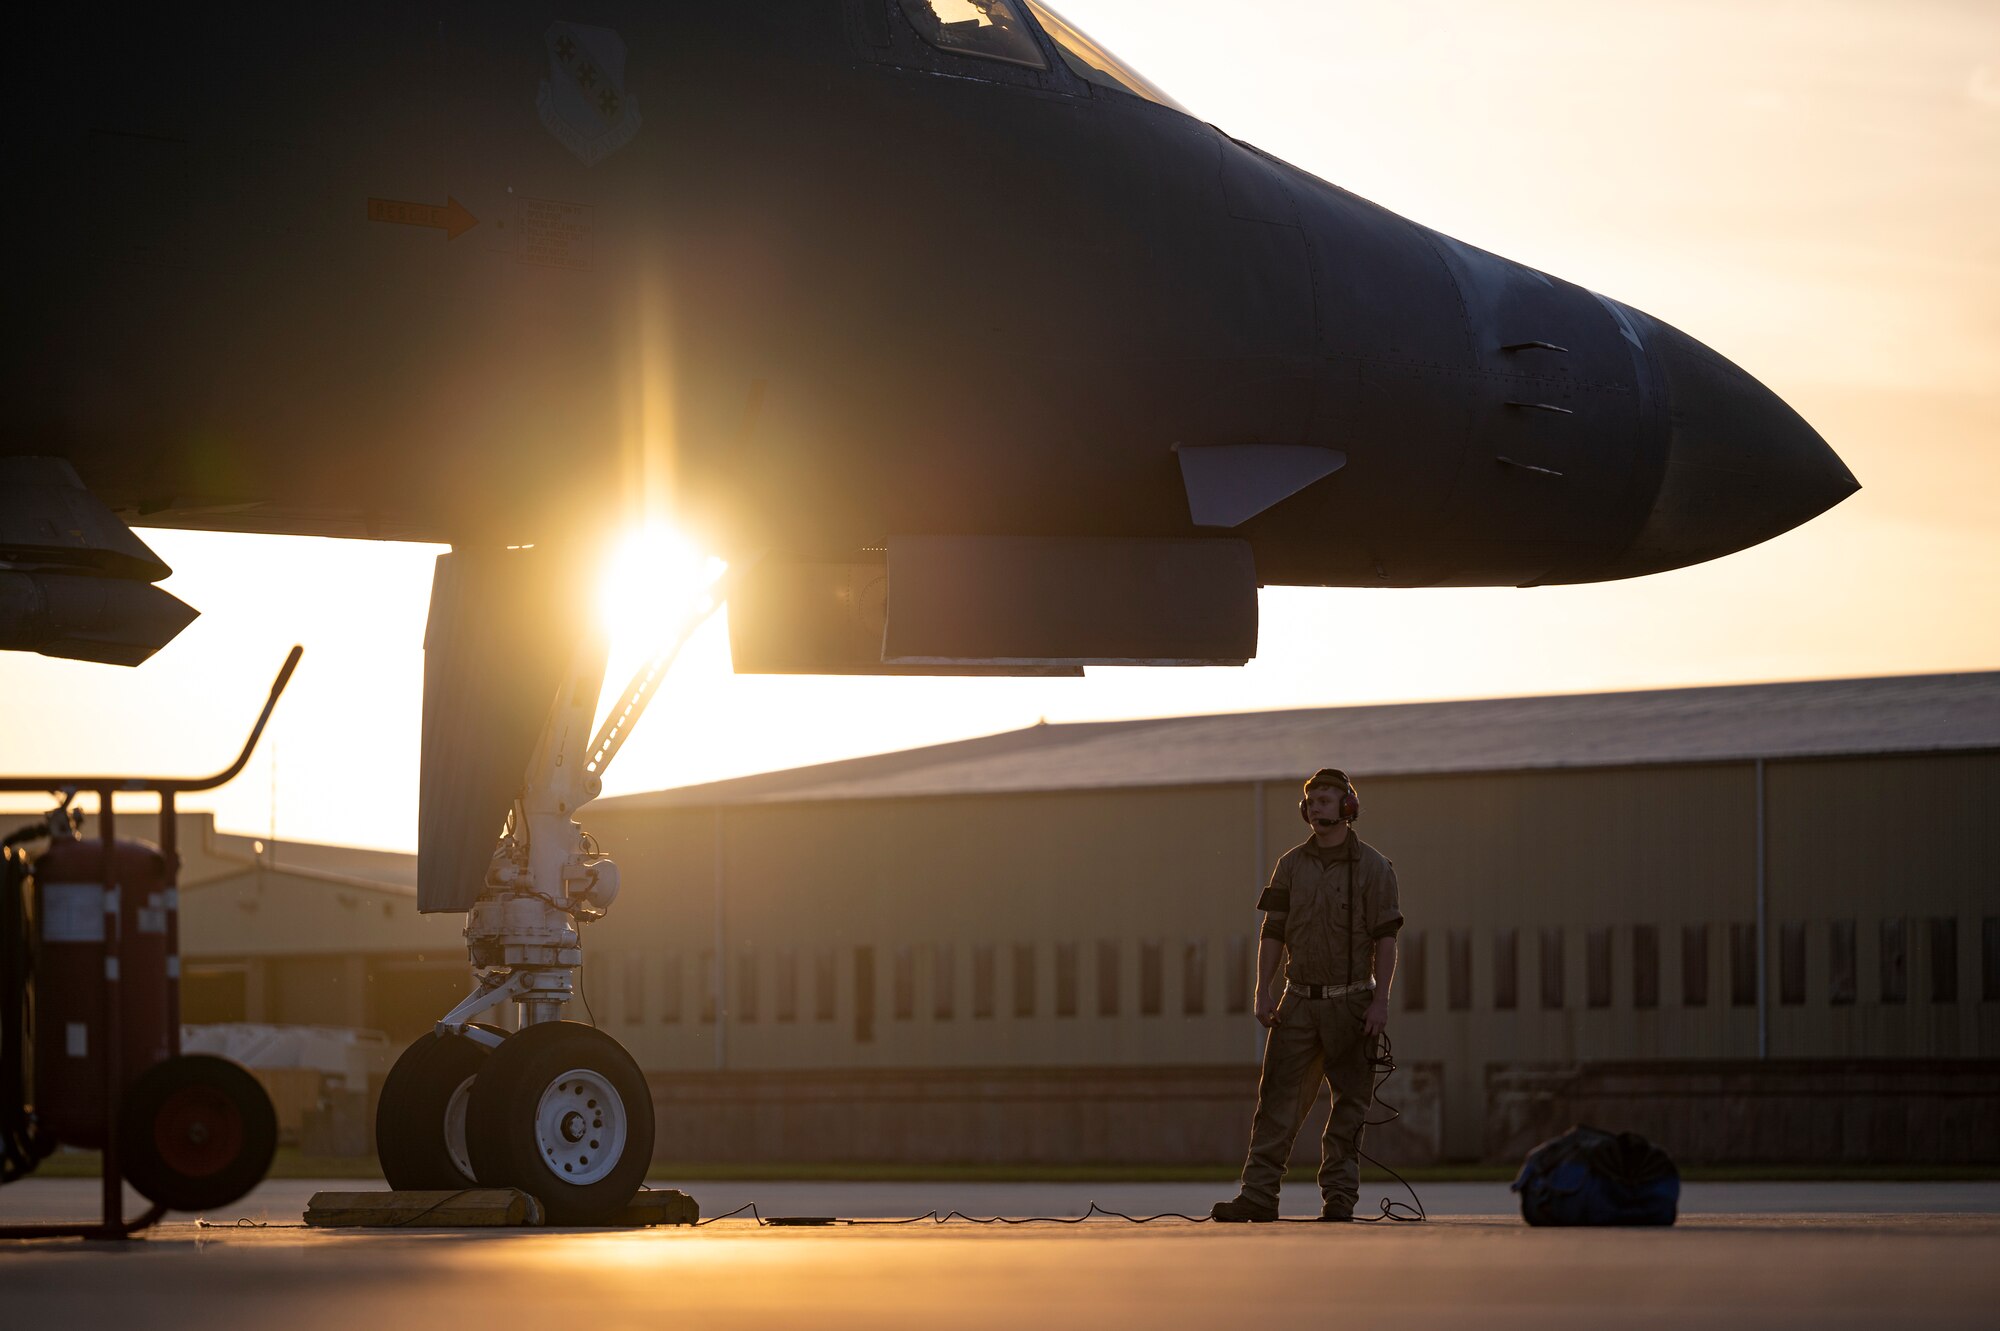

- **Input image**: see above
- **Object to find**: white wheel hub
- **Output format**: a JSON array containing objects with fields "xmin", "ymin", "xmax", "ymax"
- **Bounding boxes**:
[
  {"xmin": 443, "ymin": 1076, "xmax": 476, "ymax": 1181},
  {"xmin": 534, "ymin": 1067, "xmax": 626, "ymax": 1186}
]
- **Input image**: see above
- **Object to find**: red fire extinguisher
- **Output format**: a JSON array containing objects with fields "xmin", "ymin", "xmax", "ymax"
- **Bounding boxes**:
[
  {"xmin": 4, "ymin": 814, "xmax": 279, "ymax": 1218},
  {"xmin": 2, "ymin": 648, "xmax": 296, "ymax": 1234},
  {"xmin": 31, "ymin": 834, "xmax": 172, "ymax": 1149}
]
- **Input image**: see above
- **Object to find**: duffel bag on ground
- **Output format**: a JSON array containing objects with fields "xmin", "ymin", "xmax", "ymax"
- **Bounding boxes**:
[{"xmin": 1511, "ymin": 1123, "xmax": 1680, "ymax": 1226}]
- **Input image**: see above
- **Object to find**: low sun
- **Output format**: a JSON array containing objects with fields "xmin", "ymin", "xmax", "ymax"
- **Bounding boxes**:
[{"xmin": 595, "ymin": 521, "xmax": 728, "ymax": 649}]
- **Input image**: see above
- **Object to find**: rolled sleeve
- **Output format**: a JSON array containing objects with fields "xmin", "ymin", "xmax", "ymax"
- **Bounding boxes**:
[{"xmin": 1368, "ymin": 860, "xmax": 1404, "ymax": 940}]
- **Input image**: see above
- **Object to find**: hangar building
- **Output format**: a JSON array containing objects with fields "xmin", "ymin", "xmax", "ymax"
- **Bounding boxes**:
[
  {"xmin": 22, "ymin": 671, "xmax": 1995, "ymax": 1164},
  {"xmin": 581, "ymin": 670, "xmax": 2000, "ymax": 1163}
]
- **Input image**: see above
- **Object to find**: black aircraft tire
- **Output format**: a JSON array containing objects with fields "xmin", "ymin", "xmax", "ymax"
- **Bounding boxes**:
[
  {"xmin": 375, "ymin": 1025, "xmax": 503, "ymax": 1190},
  {"xmin": 465, "ymin": 1021, "xmax": 653, "ymax": 1225},
  {"xmin": 118, "ymin": 1054, "xmax": 277, "ymax": 1213}
]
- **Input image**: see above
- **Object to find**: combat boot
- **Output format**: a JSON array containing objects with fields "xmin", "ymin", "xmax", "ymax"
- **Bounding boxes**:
[
  {"xmin": 1318, "ymin": 1202, "xmax": 1354, "ymax": 1222},
  {"xmin": 1210, "ymin": 1196, "xmax": 1278, "ymax": 1223}
]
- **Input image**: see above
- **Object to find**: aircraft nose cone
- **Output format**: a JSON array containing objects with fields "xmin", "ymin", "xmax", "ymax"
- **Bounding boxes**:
[{"xmin": 1595, "ymin": 312, "xmax": 1859, "ymax": 580}]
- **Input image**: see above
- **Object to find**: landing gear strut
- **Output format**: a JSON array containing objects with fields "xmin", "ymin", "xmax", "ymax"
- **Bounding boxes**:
[{"xmin": 375, "ymin": 571, "xmax": 724, "ymax": 1223}]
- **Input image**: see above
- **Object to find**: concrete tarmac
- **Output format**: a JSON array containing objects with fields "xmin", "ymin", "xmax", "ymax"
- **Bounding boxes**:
[
  {"xmin": 4, "ymin": 1180, "xmax": 1998, "ymax": 1329},
  {"xmin": 12, "ymin": 1176, "xmax": 2000, "ymax": 1223}
]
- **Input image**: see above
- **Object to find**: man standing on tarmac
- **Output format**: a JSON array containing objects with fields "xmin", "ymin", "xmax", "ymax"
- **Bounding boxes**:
[{"xmin": 1213, "ymin": 768, "xmax": 1402, "ymax": 1222}]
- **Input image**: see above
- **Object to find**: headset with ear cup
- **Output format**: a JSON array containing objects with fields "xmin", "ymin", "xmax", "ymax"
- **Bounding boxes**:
[{"xmin": 1299, "ymin": 767, "xmax": 1361, "ymax": 825}]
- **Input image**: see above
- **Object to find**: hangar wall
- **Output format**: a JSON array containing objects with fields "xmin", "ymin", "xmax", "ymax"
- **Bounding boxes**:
[
  {"xmin": 581, "ymin": 749, "xmax": 2000, "ymax": 1160},
  {"xmin": 15, "ymin": 677, "xmax": 1994, "ymax": 1164}
]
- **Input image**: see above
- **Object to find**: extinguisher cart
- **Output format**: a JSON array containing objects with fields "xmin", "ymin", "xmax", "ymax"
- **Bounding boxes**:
[{"xmin": 0, "ymin": 646, "xmax": 300, "ymax": 1239}]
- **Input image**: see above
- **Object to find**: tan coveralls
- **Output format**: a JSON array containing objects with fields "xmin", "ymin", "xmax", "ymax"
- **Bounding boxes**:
[{"xmin": 1237, "ymin": 833, "xmax": 1403, "ymax": 1214}]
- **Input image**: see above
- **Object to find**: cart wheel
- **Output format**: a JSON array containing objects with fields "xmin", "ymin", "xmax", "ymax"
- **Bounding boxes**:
[
  {"xmin": 375, "ymin": 1024, "xmax": 505, "ymax": 1190},
  {"xmin": 465, "ymin": 1021, "xmax": 653, "ymax": 1225},
  {"xmin": 118, "ymin": 1054, "xmax": 276, "ymax": 1213}
]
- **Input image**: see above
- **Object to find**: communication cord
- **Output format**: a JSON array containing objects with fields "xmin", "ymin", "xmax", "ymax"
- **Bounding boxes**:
[
  {"xmin": 1353, "ymin": 1031, "xmax": 1428, "ymax": 1222},
  {"xmin": 696, "ymin": 1033, "xmax": 1426, "ymax": 1227}
]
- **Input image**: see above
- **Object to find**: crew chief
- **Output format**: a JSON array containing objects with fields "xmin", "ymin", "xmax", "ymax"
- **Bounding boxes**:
[{"xmin": 1213, "ymin": 767, "xmax": 1402, "ymax": 1222}]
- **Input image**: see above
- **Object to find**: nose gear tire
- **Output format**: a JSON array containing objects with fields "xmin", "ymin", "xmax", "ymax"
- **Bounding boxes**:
[
  {"xmin": 118, "ymin": 1054, "xmax": 276, "ymax": 1213},
  {"xmin": 375, "ymin": 1024, "xmax": 505, "ymax": 1190},
  {"xmin": 464, "ymin": 1020, "xmax": 653, "ymax": 1225}
]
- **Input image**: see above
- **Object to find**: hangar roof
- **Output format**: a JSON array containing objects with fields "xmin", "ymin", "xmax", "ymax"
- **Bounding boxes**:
[{"xmin": 598, "ymin": 671, "xmax": 2000, "ymax": 809}]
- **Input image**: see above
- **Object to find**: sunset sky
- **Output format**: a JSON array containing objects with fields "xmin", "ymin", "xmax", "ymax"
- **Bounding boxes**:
[{"xmin": 3, "ymin": 0, "xmax": 1994, "ymax": 851}]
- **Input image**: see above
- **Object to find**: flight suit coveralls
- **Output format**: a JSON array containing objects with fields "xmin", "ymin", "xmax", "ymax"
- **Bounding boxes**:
[{"xmin": 1237, "ymin": 833, "xmax": 1403, "ymax": 1215}]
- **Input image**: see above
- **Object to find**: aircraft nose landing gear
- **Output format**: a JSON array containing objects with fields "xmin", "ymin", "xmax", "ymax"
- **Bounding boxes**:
[
  {"xmin": 376, "ymin": 560, "xmax": 727, "ymax": 1223},
  {"xmin": 374, "ymin": 877, "xmax": 657, "ymax": 1222}
]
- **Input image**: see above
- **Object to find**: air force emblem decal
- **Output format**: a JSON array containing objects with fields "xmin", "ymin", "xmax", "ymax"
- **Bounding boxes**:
[{"xmin": 538, "ymin": 22, "xmax": 642, "ymax": 165}]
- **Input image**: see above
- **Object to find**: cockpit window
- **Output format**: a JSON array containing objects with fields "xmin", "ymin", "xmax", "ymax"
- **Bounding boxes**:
[
  {"xmin": 1024, "ymin": 2, "xmax": 1186, "ymax": 112},
  {"xmin": 898, "ymin": 1, "xmax": 1048, "ymax": 70}
]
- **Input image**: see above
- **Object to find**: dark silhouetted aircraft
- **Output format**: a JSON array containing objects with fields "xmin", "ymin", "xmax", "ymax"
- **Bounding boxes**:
[{"xmin": 1, "ymin": 3, "xmax": 1857, "ymax": 1220}]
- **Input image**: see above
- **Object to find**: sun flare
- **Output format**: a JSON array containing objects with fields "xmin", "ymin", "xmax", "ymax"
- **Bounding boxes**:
[{"xmin": 596, "ymin": 521, "xmax": 729, "ymax": 650}]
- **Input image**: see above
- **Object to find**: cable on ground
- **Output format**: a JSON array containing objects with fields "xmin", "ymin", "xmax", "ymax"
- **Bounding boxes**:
[
  {"xmin": 694, "ymin": 1031, "xmax": 1426, "ymax": 1228},
  {"xmin": 1351, "ymin": 1031, "xmax": 1427, "ymax": 1222}
]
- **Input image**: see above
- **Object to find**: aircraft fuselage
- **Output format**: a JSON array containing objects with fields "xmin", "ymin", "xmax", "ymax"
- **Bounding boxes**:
[{"xmin": 5, "ymin": 4, "xmax": 1852, "ymax": 596}]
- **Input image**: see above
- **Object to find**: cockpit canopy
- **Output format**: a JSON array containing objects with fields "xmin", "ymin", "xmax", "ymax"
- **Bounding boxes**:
[
  {"xmin": 1025, "ymin": 1, "xmax": 1184, "ymax": 111},
  {"xmin": 895, "ymin": 1, "xmax": 1186, "ymax": 111}
]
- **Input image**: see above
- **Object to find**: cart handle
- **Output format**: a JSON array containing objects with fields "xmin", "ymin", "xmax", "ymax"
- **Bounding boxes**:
[{"xmin": 0, "ymin": 646, "xmax": 304, "ymax": 796}]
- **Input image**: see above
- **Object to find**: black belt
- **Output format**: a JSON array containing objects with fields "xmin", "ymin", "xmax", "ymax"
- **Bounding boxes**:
[{"xmin": 1287, "ymin": 980, "xmax": 1374, "ymax": 1000}]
